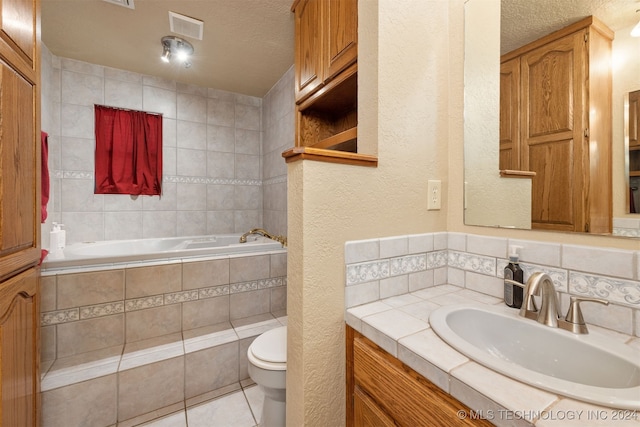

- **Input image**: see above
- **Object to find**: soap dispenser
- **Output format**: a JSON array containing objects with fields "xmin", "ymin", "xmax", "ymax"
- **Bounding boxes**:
[
  {"xmin": 49, "ymin": 222, "xmax": 66, "ymax": 253},
  {"xmin": 504, "ymin": 245, "xmax": 523, "ymax": 308}
]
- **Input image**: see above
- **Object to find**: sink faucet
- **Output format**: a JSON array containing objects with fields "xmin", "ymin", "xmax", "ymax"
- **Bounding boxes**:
[
  {"xmin": 239, "ymin": 228, "xmax": 287, "ymax": 247},
  {"xmin": 506, "ymin": 272, "xmax": 609, "ymax": 334}
]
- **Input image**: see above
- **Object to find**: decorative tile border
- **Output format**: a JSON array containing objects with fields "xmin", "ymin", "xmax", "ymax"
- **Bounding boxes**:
[
  {"xmin": 447, "ymin": 250, "xmax": 495, "ymax": 276},
  {"xmin": 41, "ymin": 276, "xmax": 287, "ymax": 326},
  {"xmin": 570, "ymin": 272, "xmax": 640, "ymax": 307},
  {"xmin": 57, "ymin": 170, "xmax": 263, "ymax": 186},
  {"xmin": 345, "ymin": 233, "xmax": 640, "ymax": 311}
]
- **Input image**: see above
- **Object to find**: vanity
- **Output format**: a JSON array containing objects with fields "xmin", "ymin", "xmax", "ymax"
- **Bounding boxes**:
[{"xmin": 345, "ymin": 285, "xmax": 640, "ymax": 427}]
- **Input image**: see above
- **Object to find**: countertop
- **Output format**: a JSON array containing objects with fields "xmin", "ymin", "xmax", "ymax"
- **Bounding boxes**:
[{"xmin": 345, "ymin": 284, "xmax": 640, "ymax": 427}]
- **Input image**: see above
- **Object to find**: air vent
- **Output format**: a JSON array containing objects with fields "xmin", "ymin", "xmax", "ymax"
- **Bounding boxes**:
[
  {"xmin": 169, "ymin": 11, "xmax": 204, "ymax": 41},
  {"xmin": 102, "ymin": 0, "xmax": 134, "ymax": 9}
]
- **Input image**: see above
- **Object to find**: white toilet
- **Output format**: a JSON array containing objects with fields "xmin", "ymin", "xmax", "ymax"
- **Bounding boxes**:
[{"xmin": 247, "ymin": 325, "xmax": 287, "ymax": 427}]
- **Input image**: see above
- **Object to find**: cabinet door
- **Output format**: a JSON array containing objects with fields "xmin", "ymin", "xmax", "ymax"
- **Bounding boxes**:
[
  {"xmin": 0, "ymin": 268, "xmax": 39, "ymax": 427},
  {"xmin": 499, "ymin": 57, "xmax": 520, "ymax": 170},
  {"xmin": 0, "ymin": 60, "xmax": 40, "ymax": 278},
  {"xmin": 354, "ymin": 386, "xmax": 396, "ymax": 427},
  {"xmin": 1, "ymin": 0, "xmax": 36, "ymax": 67},
  {"xmin": 520, "ymin": 30, "xmax": 587, "ymax": 232},
  {"xmin": 294, "ymin": 0, "xmax": 324, "ymax": 102},
  {"xmin": 324, "ymin": 0, "xmax": 357, "ymax": 82}
]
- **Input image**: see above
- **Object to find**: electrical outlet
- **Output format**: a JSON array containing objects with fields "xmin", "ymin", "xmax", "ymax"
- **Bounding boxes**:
[{"xmin": 428, "ymin": 180, "xmax": 441, "ymax": 210}]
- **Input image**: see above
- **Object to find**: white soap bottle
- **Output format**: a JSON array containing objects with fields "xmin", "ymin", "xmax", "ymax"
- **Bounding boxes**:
[
  {"xmin": 57, "ymin": 223, "xmax": 66, "ymax": 250},
  {"xmin": 50, "ymin": 222, "xmax": 61, "ymax": 253}
]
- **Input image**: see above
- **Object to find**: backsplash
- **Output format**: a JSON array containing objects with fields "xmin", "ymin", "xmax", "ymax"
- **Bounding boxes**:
[{"xmin": 345, "ymin": 232, "xmax": 640, "ymax": 337}]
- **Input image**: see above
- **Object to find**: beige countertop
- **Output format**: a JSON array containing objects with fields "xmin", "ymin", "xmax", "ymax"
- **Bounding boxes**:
[{"xmin": 345, "ymin": 284, "xmax": 640, "ymax": 427}]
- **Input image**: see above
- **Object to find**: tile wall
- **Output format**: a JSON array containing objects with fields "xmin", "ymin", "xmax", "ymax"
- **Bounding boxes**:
[
  {"xmin": 345, "ymin": 232, "xmax": 640, "ymax": 337},
  {"xmin": 40, "ymin": 45, "xmax": 293, "ymax": 246},
  {"xmin": 41, "ymin": 251, "xmax": 287, "ymax": 362}
]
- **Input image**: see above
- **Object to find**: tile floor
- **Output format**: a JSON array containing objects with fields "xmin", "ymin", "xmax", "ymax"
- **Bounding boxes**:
[{"xmin": 139, "ymin": 384, "xmax": 264, "ymax": 427}]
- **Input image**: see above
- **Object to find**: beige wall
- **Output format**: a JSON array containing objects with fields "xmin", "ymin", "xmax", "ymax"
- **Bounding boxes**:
[{"xmin": 286, "ymin": 0, "xmax": 640, "ymax": 426}]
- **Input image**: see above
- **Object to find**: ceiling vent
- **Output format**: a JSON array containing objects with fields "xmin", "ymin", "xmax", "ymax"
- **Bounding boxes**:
[
  {"xmin": 169, "ymin": 11, "xmax": 204, "ymax": 41},
  {"xmin": 101, "ymin": 0, "xmax": 134, "ymax": 9}
]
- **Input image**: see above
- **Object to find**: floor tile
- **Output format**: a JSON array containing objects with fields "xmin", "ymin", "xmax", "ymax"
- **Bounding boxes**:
[
  {"xmin": 138, "ymin": 411, "xmax": 187, "ymax": 427},
  {"xmin": 186, "ymin": 390, "xmax": 257, "ymax": 427},
  {"xmin": 243, "ymin": 385, "xmax": 264, "ymax": 424}
]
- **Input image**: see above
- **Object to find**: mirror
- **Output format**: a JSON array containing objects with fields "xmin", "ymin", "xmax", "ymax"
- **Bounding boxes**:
[{"xmin": 463, "ymin": 0, "xmax": 640, "ymax": 237}]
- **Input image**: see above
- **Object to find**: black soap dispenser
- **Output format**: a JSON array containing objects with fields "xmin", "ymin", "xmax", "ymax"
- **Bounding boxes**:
[{"xmin": 504, "ymin": 246, "xmax": 524, "ymax": 308}]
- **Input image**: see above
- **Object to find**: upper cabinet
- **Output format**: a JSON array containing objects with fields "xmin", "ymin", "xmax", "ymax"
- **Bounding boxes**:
[
  {"xmin": 500, "ymin": 17, "xmax": 613, "ymax": 234},
  {"xmin": 285, "ymin": 0, "xmax": 376, "ymax": 166},
  {"xmin": 293, "ymin": 0, "xmax": 357, "ymax": 103},
  {"xmin": 0, "ymin": 0, "xmax": 41, "ymax": 277}
]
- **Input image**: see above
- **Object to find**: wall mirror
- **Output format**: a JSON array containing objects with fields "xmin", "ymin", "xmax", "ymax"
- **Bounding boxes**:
[{"xmin": 463, "ymin": 0, "xmax": 640, "ymax": 238}]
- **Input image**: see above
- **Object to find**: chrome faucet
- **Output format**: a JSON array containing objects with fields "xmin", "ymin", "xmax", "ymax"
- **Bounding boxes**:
[
  {"xmin": 239, "ymin": 228, "xmax": 287, "ymax": 247},
  {"xmin": 506, "ymin": 272, "xmax": 609, "ymax": 334}
]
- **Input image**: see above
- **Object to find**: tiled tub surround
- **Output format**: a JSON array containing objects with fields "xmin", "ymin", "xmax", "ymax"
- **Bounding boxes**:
[
  {"xmin": 345, "ymin": 232, "xmax": 640, "ymax": 426},
  {"xmin": 40, "ymin": 250, "xmax": 286, "ymax": 426},
  {"xmin": 40, "ymin": 46, "xmax": 293, "ymax": 245}
]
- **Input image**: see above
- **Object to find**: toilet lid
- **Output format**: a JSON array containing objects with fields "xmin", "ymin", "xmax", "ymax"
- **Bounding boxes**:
[{"xmin": 250, "ymin": 326, "xmax": 287, "ymax": 363}]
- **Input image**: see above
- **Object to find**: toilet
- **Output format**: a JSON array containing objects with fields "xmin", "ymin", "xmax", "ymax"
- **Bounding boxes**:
[{"xmin": 247, "ymin": 325, "xmax": 287, "ymax": 427}]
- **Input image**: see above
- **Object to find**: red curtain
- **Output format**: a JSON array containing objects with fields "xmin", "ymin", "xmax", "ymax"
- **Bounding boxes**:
[{"xmin": 94, "ymin": 105, "xmax": 163, "ymax": 195}]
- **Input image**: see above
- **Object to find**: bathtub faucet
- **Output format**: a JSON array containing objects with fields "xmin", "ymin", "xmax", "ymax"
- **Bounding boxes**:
[{"xmin": 239, "ymin": 228, "xmax": 287, "ymax": 247}]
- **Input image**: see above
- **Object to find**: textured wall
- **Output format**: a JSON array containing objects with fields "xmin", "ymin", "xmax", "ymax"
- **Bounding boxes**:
[{"xmin": 286, "ymin": 0, "xmax": 456, "ymax": 424}]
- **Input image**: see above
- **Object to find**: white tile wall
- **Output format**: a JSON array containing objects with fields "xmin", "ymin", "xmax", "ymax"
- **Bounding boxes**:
[
  {"xmin": 40, "ymin": 45, "xmax": 292, "ymax": 246},
  {"xmin": 345, "ymin": 232, "xmax": 640, "ymax": 337}
]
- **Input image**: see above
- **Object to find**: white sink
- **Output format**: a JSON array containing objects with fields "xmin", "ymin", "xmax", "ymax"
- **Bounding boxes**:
[{"xmin": 429, "ymin": 304, "xmax": 640, "ymax": 409}]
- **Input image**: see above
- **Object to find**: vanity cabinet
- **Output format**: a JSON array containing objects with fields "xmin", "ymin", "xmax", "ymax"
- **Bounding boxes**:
[
  {"xmin": 500, "ymin": 16, "xmax": 613, "ymax": 233},
  {"xmin": 286, "ymin": 0, "xmax": 366, "ymax": 160},
  {"xmin": 346, "ymin": 326, "xmax": 492, "ymax": 427},
  {"xmin": 0, "ymin": 0, "xmax": 42, "ymax": 425}
]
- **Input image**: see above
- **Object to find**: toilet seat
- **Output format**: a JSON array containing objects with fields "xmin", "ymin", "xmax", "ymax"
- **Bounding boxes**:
[{"xmin": 248, "ymin": 326, "xmax": 286, "ymax": 371}]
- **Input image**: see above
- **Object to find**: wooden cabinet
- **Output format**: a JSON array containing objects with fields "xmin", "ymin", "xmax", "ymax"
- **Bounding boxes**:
[
  {"xmin": 287, "ymin": 0, "xmax": 364, "ymax": 159},
  {"xmin": 0, "ymin": 0, "xmax": 42, "ymax": 425},
  {"xmin": 499, "ymin": 58, "xmax": 520, "ymax": 170},
  {"xmin": 346, "ymin": 326, "xmax": 492, "ymax": 427},
  {"xmin": 0, "ymin": 268, "xmax": 39, "ymax": 427},
  {"xmin": 500, "ymin": 17, "xmax": 613, "ymax": 233},
  {"xmin": 292, "ymin": 0, "xmax": 357, "ymax": 103}
]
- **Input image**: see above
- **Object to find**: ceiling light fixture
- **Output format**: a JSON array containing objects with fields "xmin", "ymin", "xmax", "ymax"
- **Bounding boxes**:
[{"xmin": 160, "ymin": 36, "xmax": 194, "ymax": 68}]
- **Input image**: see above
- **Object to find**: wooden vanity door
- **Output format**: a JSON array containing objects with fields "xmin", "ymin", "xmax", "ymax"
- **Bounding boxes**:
[{"xmin": 520, "ymin": 30, "xmax": 587, "ymax": 232}]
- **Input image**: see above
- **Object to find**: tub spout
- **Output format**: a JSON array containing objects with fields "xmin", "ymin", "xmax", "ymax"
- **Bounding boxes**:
[{"xmin": 239, "ymin": 228, "xmax": 287, "ymax": 247}]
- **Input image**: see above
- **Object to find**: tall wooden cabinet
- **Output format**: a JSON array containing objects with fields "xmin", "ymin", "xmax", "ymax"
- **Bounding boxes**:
[
  {"xmin": 500, "ymin": 16, "xmax": 613, "ymax": 233},
  {"xmin": 284, "ymin": 0, "xmax": 372, "ymax": 165},
  {"xmin": 0, "ymin": 0, "xmax": 41, "ymax": 425}
]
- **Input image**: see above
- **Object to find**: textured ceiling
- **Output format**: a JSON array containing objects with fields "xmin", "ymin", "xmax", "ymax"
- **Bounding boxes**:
[
  {"xmin": 41, "ymin": 0, "xmax": 295, "ymax": 98},
  {"xmin": 502, "ymin": 0, "xmax": 640, "ymax": 55},
  {"xmin": 41, "ymin": 1, "xmax": 639, "ymax": 97}
]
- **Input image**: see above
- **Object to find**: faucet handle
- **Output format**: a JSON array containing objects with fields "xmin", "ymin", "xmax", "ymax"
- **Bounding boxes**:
[{"xmin": 563, "ymin": 296, "xmax": 609, "ymax": 334}]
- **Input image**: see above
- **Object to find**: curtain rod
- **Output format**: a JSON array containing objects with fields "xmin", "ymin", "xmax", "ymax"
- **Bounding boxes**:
[{"xmin": 94, "ymin": 104, "xmax": 163, "ymax": 117}]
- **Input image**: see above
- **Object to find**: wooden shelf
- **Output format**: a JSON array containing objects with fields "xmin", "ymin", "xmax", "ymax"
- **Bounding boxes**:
[
  {"xmin": 282, "ymin": 146, "xmax": 377, "ymax": 167},
  {"xmin": 630, "ymin": 171, "xmax": 640, "ymax": 177}
]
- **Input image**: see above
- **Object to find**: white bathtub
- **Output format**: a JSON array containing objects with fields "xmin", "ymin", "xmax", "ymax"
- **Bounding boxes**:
[{"xmin": 42, "ymin": 234, "xmax": 285, "ymax": 269}]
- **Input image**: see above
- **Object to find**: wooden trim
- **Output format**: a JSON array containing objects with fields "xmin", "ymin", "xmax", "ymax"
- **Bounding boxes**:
[
  {"xmin": 499, "ymin": 169, "xmax": 536, "ymax": 178},
  {"xmin": 501, "ymin": 16, "xmax": 612, "ymax": 62},
  {"xmin": 282, "ymin": 147, "xmax": 378, "ymax": 167}
]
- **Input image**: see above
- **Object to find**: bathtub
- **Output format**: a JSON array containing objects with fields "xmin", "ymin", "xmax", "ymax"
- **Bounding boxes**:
[{"xmin": 42, "ymin": 234, "xmax": 285, "ymax": 270}]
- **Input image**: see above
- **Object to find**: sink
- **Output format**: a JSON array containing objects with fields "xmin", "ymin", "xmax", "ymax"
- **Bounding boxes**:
[{"xmin": 429, "ymin": 304, "xmax": 640, "ymax": 409}]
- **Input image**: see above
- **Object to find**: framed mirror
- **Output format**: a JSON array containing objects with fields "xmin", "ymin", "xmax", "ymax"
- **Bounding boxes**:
[{"xmin": 463, "ymin": 0, "xmax": 640, "ymax": 238}]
